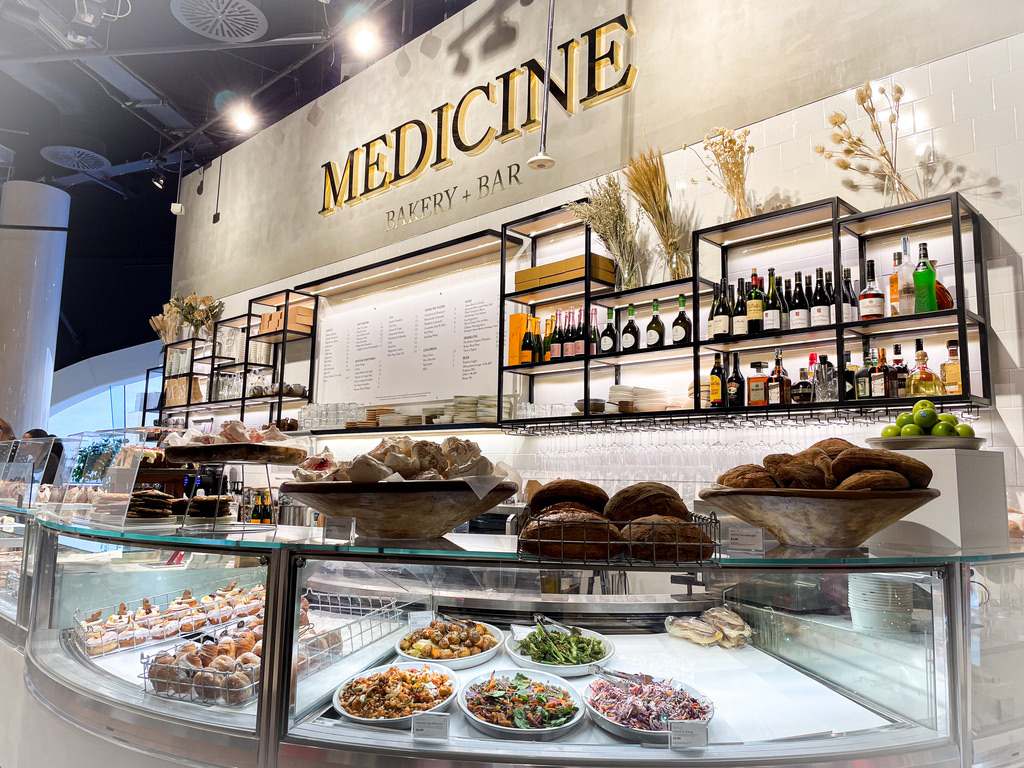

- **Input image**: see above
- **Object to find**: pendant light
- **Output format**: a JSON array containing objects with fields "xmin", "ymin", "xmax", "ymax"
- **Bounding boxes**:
[{"xmin": 527, "ymin": 0, "xmax": 556, "ymax": 171}]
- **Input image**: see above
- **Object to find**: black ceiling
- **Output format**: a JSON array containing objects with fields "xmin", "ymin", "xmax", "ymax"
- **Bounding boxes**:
[{"xmin": 0, "ymin": 0, "xmax": 476, "ymax": 369}]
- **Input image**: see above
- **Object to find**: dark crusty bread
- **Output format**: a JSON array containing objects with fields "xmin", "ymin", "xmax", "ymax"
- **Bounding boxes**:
[
  {"xmin": 604, "ymin": 482, "xmax": 691, "ymax": 524},
  {"xmin": 621, "ymin": 515, "xmax": 715, "ymax": 561},
  {"xmin": 529, "ymin": 479, "xmax": 609, "ymax": 515},
  {"xmin": 807, "ymin": 438, "xmax": 858, "ymax": 459},
  {"xmin": 831, "ymin": 448, "xmax": 932, "ymax": 488},
  {"xmin": 519, "ymin": 509, "xmax": 625, "ymax": 560},
  {"xmin": 769, "ymin": 461, "xmax": 829, "ymax": 490},
  {"xmin": 535, "ymin": 501, "xmax": 596, "ymax": 517},
  {"xmin": 836, "ymin": 470, "xmax": 911, "ymax": 491},
  {"xmin": 717, "ymin": 465, "xmax": 777, "ymax": 488},
  {"xmin": 763, "ymin": 454, "xmax": 794, "ymax": 475},
  {"xmin": 793, "ymin": 448, "xmax": 836, "ymax": 488}
]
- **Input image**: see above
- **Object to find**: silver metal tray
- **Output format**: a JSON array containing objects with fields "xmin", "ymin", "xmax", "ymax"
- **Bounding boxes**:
[
  {"xmin": 458, "ymin": 668, "xmax": 585, "ymax": 741},
  {"xmin": 583, "ymin": 677, "xmax": 714, "ymax": 744}
]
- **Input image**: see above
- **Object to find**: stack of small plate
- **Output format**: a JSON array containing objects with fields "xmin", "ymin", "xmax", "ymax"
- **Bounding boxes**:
[
  {"xmin": 477, "ymin": 394, "xmax": 513, "ymax": 422},
  {"xmin": 632, "ymin": 387, "xmax": 669, "ymax": 412},
  {"xmin": 365, "ymin": 407, "xmax": 396, "ymax": 426},
  {"xmin": 380, "ymin": 413, "xmax": 413, "ymax": 427},
  {"xmin": 454, "ymin": 395, "xmax": 479, "ymax": 423},
  {"xmin": 609, "ymin": 385, "xmax": 634, "ymax": 405},
  {"xmin": 422, "ymin": 406, "xmax": 446, "ymax": 424},
  {"xmin": 848, "ymin": 574, "xmax": 914, "ymax": 633}
]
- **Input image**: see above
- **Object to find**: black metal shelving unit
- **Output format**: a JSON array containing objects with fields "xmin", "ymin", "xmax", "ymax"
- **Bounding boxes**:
[{"xmin": 498, "ymin": 193, "xmax": 992, "ymax": 433}]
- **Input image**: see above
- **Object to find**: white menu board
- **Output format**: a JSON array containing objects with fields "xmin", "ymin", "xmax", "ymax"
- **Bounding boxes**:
[{"xmin": 317, "ymin": 269, "xmax": 499, "ymax": 404}]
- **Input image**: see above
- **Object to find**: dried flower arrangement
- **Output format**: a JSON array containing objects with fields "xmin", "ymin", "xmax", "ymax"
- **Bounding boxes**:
[
  {"xmin": 567, "ymin": 174, "xmax": 650, "ymax": 290},
  {"xmin": 685, "ymin": 128, "xmax": 754, "ymax": 220},
  {"xmin": 170, "ymin": 293, "xmax": 225, "ymax": 338},
  {"xmin": 813, "ymin": 80, "xmax": 918, "ymax": 204},
  {"xmin": 148, "ymin": 303, "xmax": 181, "ymax": 346},
  {"xmin": 623, "ymin": 147, "xmax": 696, "ymax": 279}
]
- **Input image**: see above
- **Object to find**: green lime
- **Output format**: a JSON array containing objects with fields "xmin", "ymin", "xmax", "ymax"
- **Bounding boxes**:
[
  {"xmin": 913, "ymin": 399, "xmax": 936, "ymax": 413},
  {"xmin": 914, "ymin": 408, "xmax": 939, "ymax": 429},
  {"xmin": 955, "ymin": 423, "xmax": 976, "ymax": 438},
  {"xmin": 938, "ymin": 413, "xmax": 959, "ymax": 426},
  {"xmin": 895, "ymin": 412, "xmax": 915, "ymax": 430},
  {"xmin": 881, "ymin": 425, "xmax": 901, "ymax": 438},
  {"xmin": 930, "ymin": 422, "xmax": 956, "ymax": 437},
  {"xmin": 901, "ymin": 424, "xmax": 925, "ymax": 436}
]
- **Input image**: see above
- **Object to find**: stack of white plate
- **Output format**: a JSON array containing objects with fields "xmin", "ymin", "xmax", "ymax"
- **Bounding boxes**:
[
  {"xmin": 632, "ymin": 387, "xmax": 669, "ymax": 412},
  {"xmin": 848, "ymin": 574, "xmax": 914, "ymax": 633},
  {"xmin": 477, "ymin": 394, "xmax": 513, "ymax": 422},
  {"xmin": 380, "ymin": 413, "xmax": 413, "ymax": 427},
  {"xmin": 609, "ymin": 385, "xmax": 634, "ymax": 404},
  {"xmin": 422, "ymin": 406, "xmax": 446, "ymax": 424},
  {"xmin": 454, "ymin": 395, "xmax": 479, "ymax": 423}
]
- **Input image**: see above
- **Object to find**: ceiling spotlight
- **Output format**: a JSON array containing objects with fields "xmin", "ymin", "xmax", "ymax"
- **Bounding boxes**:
[
  {"xmin": 152, "ymin": 172, "xmax": 166, "ymax": 190},
  {"xmin": 234, "ymin": 108, "xmax": 256, "ymax": 133},
  {"xmin": 353, "ymin": 27, "xmax": 377, "ymax": 56}
]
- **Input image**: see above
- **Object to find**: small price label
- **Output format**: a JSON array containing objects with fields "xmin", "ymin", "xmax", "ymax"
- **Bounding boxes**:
[
  {"xmin": 669, "ymin": 719, "xmax": 708, "ymax": 749},
  {"xmin": 727, "ymin": 525, "xmax": 764, "ymax": 554},
  {"xmin": 510, "ymin": 624, "xmax": 533, "ymax": 641},
  {"xmin": 412, "ymin": 712, "xmax": 449, "ymax": 741},
  {"xmin": 408, "ymin": 611, "xmax": 434, "ymax": 630}
]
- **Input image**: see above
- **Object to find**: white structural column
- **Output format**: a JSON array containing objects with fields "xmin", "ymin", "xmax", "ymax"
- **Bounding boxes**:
[{"xmin": 0, "ymin": 181, "xmax": 70, "ymax": 434}]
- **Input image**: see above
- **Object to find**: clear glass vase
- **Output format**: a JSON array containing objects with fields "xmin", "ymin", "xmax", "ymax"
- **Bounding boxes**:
[
  {"xmin": 666, "ymin": 249, "xmax": 692, "ymax": 280},
  {"xmin": 615, "ymin": 263, "xmax": 642, "ymax": 291}
]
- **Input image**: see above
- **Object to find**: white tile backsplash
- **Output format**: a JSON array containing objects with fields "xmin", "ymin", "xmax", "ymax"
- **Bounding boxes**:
[
  {"xmin": 954, "ymin": 81, "xmax": 996, "ymax": 120},
  {"xmin": 931, "ymin": 51, "xmax": 971, "ymax": 92},
  {"xmin": 993, "ymin": 68, "xmax": 1024, "ymax": 111},
  {"xmin": 975, "ymin": 108, "xmax": 1020, "ymax": 151},
  {"xmin": 969, "ymin": 39, "xmax": 1011, "ymax": 81},
  {"xmin": 915, "ymin": 91, "xmax": 955, "ymax": 131},
  {"xmin": 997, "ymin": 141, "xmax": 1024, "ymax": 179},
  {"xmin": 933, "ymin": 120, "xmax": 976, "ymax": 156}
]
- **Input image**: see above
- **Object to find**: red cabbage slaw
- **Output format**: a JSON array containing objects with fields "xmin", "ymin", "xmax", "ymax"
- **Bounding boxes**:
[{"xmin": 587, "ymin": 678, "xmax": 711, "ymax": 731}]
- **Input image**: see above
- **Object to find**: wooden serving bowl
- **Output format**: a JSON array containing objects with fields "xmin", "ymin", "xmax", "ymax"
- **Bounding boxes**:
[
  {"xmin": 278, "ymin": 480, "xmax": 518, "ymax": 539},
  {"xmin": 698, "ymin": 485, "xmax": 940, "ymax": 548},
  {"xmin": 164, "ymin": 443, "xmax": 308, "ymax": 466}
]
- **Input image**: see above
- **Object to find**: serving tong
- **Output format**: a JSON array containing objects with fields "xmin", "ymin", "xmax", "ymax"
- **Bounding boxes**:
[
  {"xmin": 533, "ymin": 612, "xmax": 581, "ymax": 635},
  {"xmin": 588, "ymin": 665, "xmax": 654, "ymax": 687}
]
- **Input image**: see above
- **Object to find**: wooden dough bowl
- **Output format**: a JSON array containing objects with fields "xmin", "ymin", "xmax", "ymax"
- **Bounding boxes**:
[
  {"xmin": 278, "ymin": 480, "xmax": 519, "ymax": 539},
  {"xmin": 698, "ymin": 486, "xmax": 940, "ymax": 548},
  {"xmin": 164, "ymin": 443, "xmax": 308, "ymax": 466}
]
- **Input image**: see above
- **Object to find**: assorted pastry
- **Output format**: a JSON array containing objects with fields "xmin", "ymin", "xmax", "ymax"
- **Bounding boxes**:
[
  {"xmin": 292, "ymin": 436, "xmax": 496, "ymax": 484},
  {"xmin": 399, "ymin": 618, "xmax": 499, "ymax": 660},
  {"xmin": 666, "ymin": 607, "xmax": 753, "ymax": 650},
  {"xmin": 715, "ymin": 438, "xmax": 933, "ymax": 491},
  {"xmin": 112, "ymin": 445, "xmax": 166, "ymax": 468},
  {"xmin": 90, "ymin": 490, "xmax": 229, "ymax": 519},
  {"xmin": 177, "ymin": 420, "xmax": 293, "ymax": 446},
  {"xmin": 519, "ymin": 479, "xmax": 716, "ymax": 562}
]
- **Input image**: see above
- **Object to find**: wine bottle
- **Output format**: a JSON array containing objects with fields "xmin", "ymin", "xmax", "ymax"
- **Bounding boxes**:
[
  {"xmin": 778, "ymin": 276, "xmax": 790, "ymax": 331},
  {"xmin": 783, "ymin": 278, "xmax": 793, "ymax": 316},
  {"xmin": 732, "ymin": 278, "xmax": 748, "ymax": 337},
  {"xmin": 707, "ymin": 283, "xmax": 719, "ymax": 340},
  {"xmin": 671, "ymin": 295, "xmax": 692, "ymax": 345},
  {"xmin": 563, "ymin": 307, "xmax": 575, "ymax": 358},
  {"xmin": 600, "ymin": 307, "xmax": 618, "ymax": 354},
  {"xmin": 891, "ymin": 343, "xmax": 909, "ymax": 397},
  {"xmin": 763, "ymin": 267, "xmax": 782, "ymax": 331},
  {"xmin": 709, "ymin": 353, "xmax": 726, "ymax": 408},
  {"xmin": 790, "ymin": 270, "xmax": 810, "ymax": 329},
  {"xmin": 621, "ymin": 304, "xmax": 639, "ymax": 351},
  {"xmin": 857, "ymin": 260, "xmax": 884, "ymax": 320},
  {"xmin": 646, "ymin": 299, "xmax": 665, "ymax": 348},
  {"xmin": 913, "ymin": 243, "xmax": 938, "ymax": 312},
  {"xmin": 589, "ymin": 307, "xmax": 598, "ymax": 356},
  {"xmin": 748, "ymin": 362, "xmax": 768, "ymax": 406},
  {"xmin": 746, "ymin": 269, "xmax": 764, "ymax": 334},
  {"xmin": 810, "ymin": 267, "xmax": 830, "ymax": 327},
  {"xmin": 727, "ymin": 352, "xmax": 745, "ymax": 407},
  {"xmin": 574, "ymin": 307, "xmax": 585, "ymax": 356},
  {"xmin": 550, "ymin": 308, "xmax": 563, "ymax": 359},
  {"xmin": 825, "ymin": 269, "xmax": 837, "ymax": 324},
  {"xmin": 713, "ymin": 278, "xmax": 732, "ymax": 341},
  {"xmin": 766, "ymin": 348, "xmax": 791, "ymax": 404},
  {"xmin": 842, "ymin": 267, "xmax": 857, "ymax": 323}
]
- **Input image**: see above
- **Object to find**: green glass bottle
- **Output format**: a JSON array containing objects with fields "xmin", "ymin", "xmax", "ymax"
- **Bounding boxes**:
[{"xmin": 913, "ymin": 243, "xmax": 937, "ymax": 313}]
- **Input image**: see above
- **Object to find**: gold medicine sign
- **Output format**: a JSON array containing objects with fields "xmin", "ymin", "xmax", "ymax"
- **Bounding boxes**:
[{"xmin": 319, "ymin": 14, "xmax": 637, "ymax": 217}]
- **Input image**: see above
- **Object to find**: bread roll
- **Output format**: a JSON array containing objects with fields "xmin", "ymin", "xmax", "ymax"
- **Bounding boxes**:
[
  {"xmin": 807, "ymin": 437, "xmax": 858, "ymax": 459},
  {"xmin": 770, "ymin": 461, "xmax": 828, "ymax": 489},
  {"xmin": 209, "ymin": 654, "xmax": 238, "ymax": 673},
  {"xmin": 604, "ymin": 482, "xmax": 691, "ymax": 524},
  {"xmin": 835, "ymin": 470, "xmax": 911, "ymax": 490},
  {"xmin": 529, "ymin": 479, "xmax": 609, "ymax": 515},
  {"xmin": 223, "ymin": 672, "xmax": 254, "ymax": 705},
  {"xmin": 519, "ymin": 509, "xmax": 624, "ymax": 560},
  {"xmin": 831, "ymin": 448, "xmax": 932, "ymax": 488},
  {"xmin": 621, "ymin": 515, "xmax": 716, "ymax": 561},
  {"xmin": 193, "ymin": 670, "xmax": 221, "ymax": 701},
  {"xmin": 717, "ymin": 465, "xmax": 777, "ymax": 488}
]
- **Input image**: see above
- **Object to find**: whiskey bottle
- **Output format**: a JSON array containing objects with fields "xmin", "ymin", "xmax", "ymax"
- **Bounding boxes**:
[
  {"xmin": 940, "ymin": 339, "xmax": 962, "ymax": 395},
  {"xmin": 889, "ymin": 251, "xmax": 902, "ymax": 316},
  {"xmin": 843, "ymin": 349, "xmax": 857, "ymax": 400},
  {"xmin": 766, "ymin": 348, "xmax": 791, "ymax": 404},
  {"xmin": 906, "ymin": 338, "xmax": 943, "ymax": 396},
  {"xmin": 748, "ymin": 362, "xmax": 769, "ymax": 407},
  {"xmin": 870, "ymin": 347, "xmax": 896, "ymax": 398}
]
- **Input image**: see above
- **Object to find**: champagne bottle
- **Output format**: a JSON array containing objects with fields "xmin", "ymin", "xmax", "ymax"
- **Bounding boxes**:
[
  {"xmin": 543, "ymin": 317, "xmax": 552, "ymax": 362},
  {"xmin": 520, "ymin": 318, "xmax": 534, "ymax": 364},
  {"xmin": 532, "ymin": 317, "xmax": 542, "ymax": 363},
  {"xmin": 574, "ymin": 307, "xmax": 585, "ymax": 356},
  {"xmin": 763, "ymin": 267, "xmax": 782, "ymax": 331},
  {"xmin": 671, "ymin": 295, "xmax": 692, "ymax": 345},
  {"xmin": 589, "ymin": 307, "xmax": 598, "ymax": 356},
  {"xmin": 790, "ymin": 270, "xmax": 810, "ymax": 329},
  {"xmin": 810, "ymin": 267, "xmax": 830, "ymax": 327},
  {"xmin": 621, "ymin": 304, "xmax": 639, "ymax": 351},
  {"xmin": 551, "ymin": 308, "xmax": 563, "ymax": 359},
  {"xmin": 600, "ymin": 307, "xmax": 618, "ymax": 354},
  {"xmin": 646, "ymin": 299, "xmax": 665, "ymax": 348}
]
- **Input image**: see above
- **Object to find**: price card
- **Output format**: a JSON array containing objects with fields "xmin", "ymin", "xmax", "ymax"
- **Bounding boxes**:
[
  {"xmin": 727, "ymin": 525, "xmax": 764, "ymax": 554},
  {"xmin": 412, "ymin": 712, "xmax": 450, "ymax": 741},
  {"xmin": 408, "ymin": 611, "xmax": 434, "ymax": 630},
  {"xmin": 668, "ymin": 719, "xmax": 708, "ymax": 749},
  {"xmin": 510, "ymin": 624, "xmax": 533, "ymax": 641}
]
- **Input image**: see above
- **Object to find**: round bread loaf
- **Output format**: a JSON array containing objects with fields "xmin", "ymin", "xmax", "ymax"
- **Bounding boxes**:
[
  {"xmin": 519, "ymin": 509, "xmax": 624, "ymax": 560},
  {"xmin": 807, "ymin": 437, "xmax": 858, "ymax": 459},
  {"xmin": 717, "ymin": 465, "xmax": 777, "ymax": 488},
  {"xmin": 769, "ymin": 461, "xmax": 828, "ymax": 490},
  {"xmin": 621, "ymin": 515, "xmax": 716, "ymax": 562},
  {"xmin": 604, "ymin": 482, "xmax": 691, "ymax": 523},
  {"xmin": 835, "ymin": 469, "xmax": 910, "ymax": 491},
  {"xmin": 831, "ymin": 448, "xmax": 932, "ymax": 488},
  {"xmin": 529, "ymin": 479, "xmax": 608, "ymax": 515}
]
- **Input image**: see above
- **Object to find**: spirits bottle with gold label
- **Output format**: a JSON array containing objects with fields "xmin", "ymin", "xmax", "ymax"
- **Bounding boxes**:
[
  {"xmin": 906, "ymin": 338, "xmax": 943, "ymax": 396},
  {"xmin": 941, "ymin": 339, "xmax": 962, "ymax": 395}
]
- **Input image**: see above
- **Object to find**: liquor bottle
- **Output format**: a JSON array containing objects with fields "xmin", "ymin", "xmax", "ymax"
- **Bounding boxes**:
[
  {"xmin": 763, "ymin": 267, "xmax": 782, "ymax": 331},
  {"xmin": 709, "ymin": 353, "xmax": 726, "ymax": 408},
  {"xmin": 790, "ymin": 270, "xmax": 810, "ymax": 329},
  {"xmin": 543, "ymin": 317, "xmax": 552, "ymax": 362},
  {"xmin": 574, "ymin": 308, "xmax": 586, "ymax": 356},
  {"xmin": 746, "ymin": 269, "xmax": 764, "ymax": 334},
  {"xmin": 621, "ymin": 304, "xmax": 640, "ymax": 351},
  {"xmin": 747, "ymin": 362, "xmax": 768, "ymax": 406},
  {"xmin": 941, "ymin": 339, "xmax": 962, "ymax": 395},
  {"xmin": 600, "ymin": 307, "xmax": 618, "ymax": 354},
  {"xmin": 855, "ymin": 349, "xmax": 875, "ymax": 399},
  {"xmin": 732, "ymin": 278, "xmax": 748, "ymax": 337},
  {"xmin": 707, "ymin": 283, "xmax": 719, "ymax": 340},
  {"xmin": 810, "ymin": 267, "xmax": 831, "ymax": 327},
  {"xmin": 825, "ymin": 269, "xmax": 837, "ymax": 324},
  {"xmin": 551, "ymin": 308, "xmax": 563, "ymax": 359},
  {"xmin": 841, "ymin": 267, "xmax": 857, "ymax": 323},
  {"xmin": 727, "ymin": 352, "xmax": 745, "ymax": 407},
  {"xmin": 713, "ymin": 278, "xmax": 732, "ymax": 341},
  {"xmin": 520, "ymin": 318, "xmax": 534, "ymax": 364},
  {"xmin": 857, "ymin": 260, "xmax": 885, "ymax": 320},
  {"xmin": 898, "ymin": 238, "xmax": 917, "ymax": 315},
  {"xmin": 914, "ymin": 243, "xmax": 938, "ymax": 313},
  {"xmin": 791, "ymin": 368, "xmax": 813, "ymax": 404},
  {"xmin": 870, "ymin": 347, "xmax": 897, "ymax": 398},
  {"xmin": 889, "ymin": 252, "xmax": 902, "ymax": 316},
  {"xmin": 589, "ymin": 307, "xmax": 598, "ymax": 356},
  {"xmin": 766, "ymin": 348, "xmax": 791, "ymax": 404},
  {"xmin": 777, "ymin": 276, "xmax": 790, "ymax": 331},
  {"xmin": 671, "ymin": 295, "xmax": 692, "ymax": 345},
  {"xmin": 646, "ymin": 299, "xmax": 666, "ymax": 348},
  {"xmin": 842, "ymin": 350, "xmax": 856, "ymax": 401},
  {"xmin": 813, "ymin": 354, "xmax": 838, "ymax": 402},
  {"xmin": 891, "ymin": 343, "xmax": 909, "ymax": 398},
  {"xmin": 907, "ymin": 338, "xmax": 943, "ymax": 396}
]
